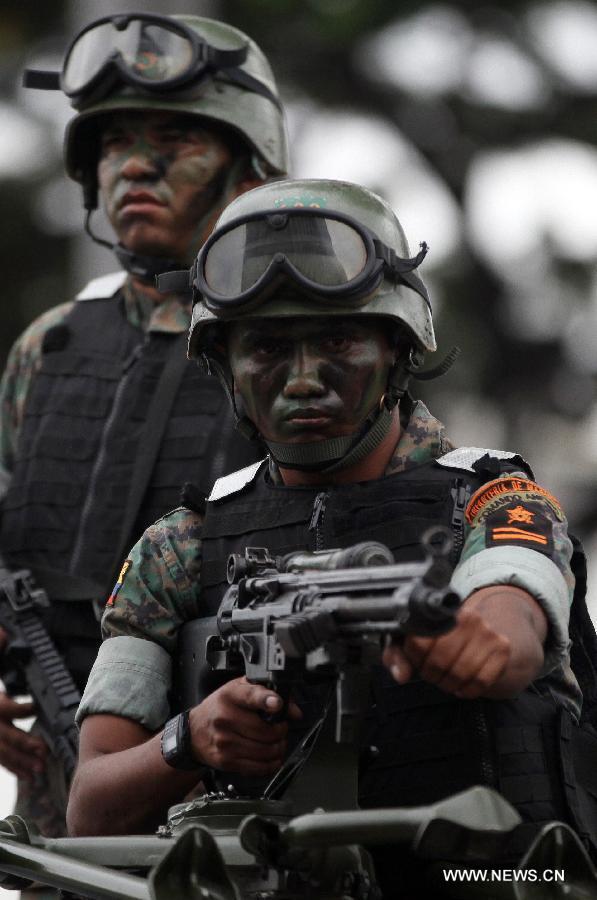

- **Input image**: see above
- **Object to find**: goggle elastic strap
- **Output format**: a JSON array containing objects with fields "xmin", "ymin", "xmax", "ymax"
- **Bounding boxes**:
[
  {"xmin": 374, "ymin": 240, "xmax": 430, "ymax": 309},
  {"xmin": 22, "ymin": 70, "xmax": 60, "ymax": 90},
  {"xmin": 23, "ymin": 63, "xmax": 282, "ymax": 112}
]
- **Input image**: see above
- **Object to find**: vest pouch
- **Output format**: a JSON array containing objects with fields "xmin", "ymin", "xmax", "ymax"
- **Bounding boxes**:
[{"xmin": 559, "ymin": 709, "xmax": 597, "ymax": 859}]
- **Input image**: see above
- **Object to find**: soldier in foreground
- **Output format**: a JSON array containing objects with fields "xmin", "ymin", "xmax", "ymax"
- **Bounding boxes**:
[
  {"xmin": 0, "ymin": 12, "xmax": 288, "ymax": 841},
  {"xmin": 69, "ymin": 179, "xmax": 597, "ymax": 895}
]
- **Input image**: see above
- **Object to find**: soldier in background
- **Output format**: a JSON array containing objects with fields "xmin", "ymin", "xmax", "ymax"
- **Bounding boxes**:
[
  {"xmin": 0, "ymin": 12, "xmax": 288, "ymax": 842},
  {"xmin": 70, "ymin": 179, "xmax": 597, "ymax": 896}
]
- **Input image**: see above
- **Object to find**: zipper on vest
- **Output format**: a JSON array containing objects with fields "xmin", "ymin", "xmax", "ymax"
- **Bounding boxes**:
[
  {"xmin": 474, "ymin": 703, "xmax": 497, "ymax": 787},
  {"xmin": 450, "ymin": 479, "xmax": 472, "ymax": 565},
  {"xmin": 309, "ymin": 491, "xmax": 328, "ymax": 551},
  {"xmin": 69, "ymin": 342, "xmax": 145, "ymax": 577}
]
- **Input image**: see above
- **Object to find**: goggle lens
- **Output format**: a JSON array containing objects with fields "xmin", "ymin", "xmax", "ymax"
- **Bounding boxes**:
[
  {"xmin": 203, "ymin": 216, "xmax": 368, "ymax": 297},
  {"xmin": 63, "ymin": 20, "xmax": 194, "ymax": 93}
]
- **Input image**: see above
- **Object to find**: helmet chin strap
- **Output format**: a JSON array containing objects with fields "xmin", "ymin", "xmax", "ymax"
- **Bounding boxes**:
[
  {"xmin": 83, "ymin": 157, "xmax": 250, "ymax": 284},
  {"xmin": 204, "ymin": 341, "xmax": 459, "ymax": 475},
  {"xmin": 266, "ymin": 401, "xmax": 395, "ymax": 473},
  {"xmin": 84, "ymin": 209, "xmax": 188, "ymax": 283},
  {"xmin": 265, "ymin": 353, "xmax": 416, "ymax": 473},
  {"xmin": 259, "ymin": 346, "xmax": 460, "ymax": 474}
]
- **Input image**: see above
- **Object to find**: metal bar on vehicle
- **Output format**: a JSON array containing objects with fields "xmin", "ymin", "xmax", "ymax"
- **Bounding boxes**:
[{"xmin": 0, "ymin": 836, "xmax": 151, "ymax": 900}]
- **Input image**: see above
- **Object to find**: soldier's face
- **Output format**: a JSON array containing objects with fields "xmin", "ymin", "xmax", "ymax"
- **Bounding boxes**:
[
  {"xmin": 97, "ymin": 111, "xmax": 234, "ymax": 262},
  {"xmin": 227, "ymin": 316, "xmax": 395, "ymax": 444}
]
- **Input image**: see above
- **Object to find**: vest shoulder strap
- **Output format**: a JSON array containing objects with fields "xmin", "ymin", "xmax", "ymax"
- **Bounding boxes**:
[
  {"xmin": 75, "ymin": 271, "xmax": 127, "ymax": 301},
  {"xmin": 436, "ymin": 447, "xmax": 533, "ymax": 478},
  {"xmin": 180, "ymin": 482, "xmax": 207, "ymax": 516},
  {"xmin": 208, "ymin": 459, "xmax": 267, "ymax": 503}
]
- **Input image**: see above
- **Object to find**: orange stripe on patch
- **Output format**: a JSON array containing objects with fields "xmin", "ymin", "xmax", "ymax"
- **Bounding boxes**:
[
  {"xmin": 493, "ymin": 526, "xmax": 545, "ymax": 535},
  {"xmin": 491, "ymin": 531, "xmax": 548, "ymax": 545}
]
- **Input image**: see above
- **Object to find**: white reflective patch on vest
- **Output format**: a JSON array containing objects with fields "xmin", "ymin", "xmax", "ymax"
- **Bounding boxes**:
[
  {"xmin": 436, "ymin": 447, "xmax": 518, "ymax": 473},
  {"xmin": 75, "ymin": 271, "xmax": 127, "ymax": 301},
  {"xmin": 208, "ymin": 459, "xmax": 267, "ymax": 502}
]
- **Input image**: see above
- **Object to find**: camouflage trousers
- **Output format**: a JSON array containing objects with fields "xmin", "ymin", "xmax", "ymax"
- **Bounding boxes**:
[{"xmin": 13, "ymin": 723, "xmax": 69, "ymax": 899}]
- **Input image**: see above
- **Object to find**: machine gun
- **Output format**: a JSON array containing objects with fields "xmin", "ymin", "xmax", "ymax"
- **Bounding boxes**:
[
  {"xmin": 0, "ymin": 555, "xmax": 80, "ymax": 778},
  {"xmin": 180, "ymin": 528, "xmax": 460, "ymax": 747},
  {"xmin": 0, "ymin": 533, "xmax": 594, "ymax": 898}
]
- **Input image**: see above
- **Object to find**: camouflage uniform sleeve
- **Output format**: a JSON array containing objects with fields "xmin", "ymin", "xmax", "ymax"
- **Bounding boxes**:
[
  {"xmin": 76, "ymin": 507, "xmax": 203, "ymax": 730},
  {"xmin": 0, "ymin": 302, "xmax": 74, "ymax": 474},
  {"xmin": 450, "ymin": 469, "xmax": 573, "ymax": 676}
]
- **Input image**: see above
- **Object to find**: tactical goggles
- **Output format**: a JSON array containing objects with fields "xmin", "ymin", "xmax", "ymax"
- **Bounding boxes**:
[
  {"xmin": 158, "ymin": 207, "xmax": 430, "ymax": 314},
  {"xmin": 23, "ymin": 13, "xmax": 281, "ymax": 110}
]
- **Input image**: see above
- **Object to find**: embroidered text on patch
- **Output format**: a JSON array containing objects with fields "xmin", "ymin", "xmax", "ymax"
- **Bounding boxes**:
[{"xmin": 466, "ymin": 477, "xmax": 564, "ymax": 524}]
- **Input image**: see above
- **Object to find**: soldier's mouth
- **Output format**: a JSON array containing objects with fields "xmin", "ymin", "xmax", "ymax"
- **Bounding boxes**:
[{"xmin": 119, "ymin": 191, "xmax": 166, "ymax": 214}]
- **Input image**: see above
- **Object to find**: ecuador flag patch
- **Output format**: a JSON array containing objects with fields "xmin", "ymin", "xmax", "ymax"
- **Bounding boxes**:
[{"xmin": 107, "ymin": 559, "xmax": 132, "ymax": 607}]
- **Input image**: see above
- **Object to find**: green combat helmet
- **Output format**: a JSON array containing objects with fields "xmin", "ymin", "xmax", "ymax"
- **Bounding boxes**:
[
  {"xmin": 168, "ymin": 178, "xmax": 449, "ymax": 473},
  {"xmin": 23, "ymin": 13, "xmax": 289, "ymax": 277}
]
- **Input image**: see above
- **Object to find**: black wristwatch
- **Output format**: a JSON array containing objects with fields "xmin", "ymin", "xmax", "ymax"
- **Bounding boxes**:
[{"xmin": 160, "ymin": 710, "xmax": 204, "ymax": 771}]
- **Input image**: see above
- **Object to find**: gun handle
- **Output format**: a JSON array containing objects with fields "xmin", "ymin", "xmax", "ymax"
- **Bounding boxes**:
[{"xmin": 258, "ymin": 680, "xmax": 291, "ymax": 725}]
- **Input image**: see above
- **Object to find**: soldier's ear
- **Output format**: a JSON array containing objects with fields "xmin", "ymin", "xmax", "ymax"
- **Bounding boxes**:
[{"xmin": 230, "ymin": 172, "xmax": 265, "ymax": 201}]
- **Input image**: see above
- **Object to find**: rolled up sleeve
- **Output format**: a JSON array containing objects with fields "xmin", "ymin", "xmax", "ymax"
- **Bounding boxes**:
[
  {"xmin": 75, "ymin": 635, "xmax": 172, "ymax": 730},
  {"xmin": 452, "ymin": 471, "xmax": 574, "ymax": 675}
]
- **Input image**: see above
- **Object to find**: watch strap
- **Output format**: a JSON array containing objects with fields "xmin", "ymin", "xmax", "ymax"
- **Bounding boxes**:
[{"xmin": 161, "ymin": 709, "xmax": 205, "ymax": 771}]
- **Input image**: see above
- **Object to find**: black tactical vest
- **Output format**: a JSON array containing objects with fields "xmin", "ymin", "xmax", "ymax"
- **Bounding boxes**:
[
  {"xmin": 185, "ymin": 454, "xmax": 597, "ymax": 858},
  {"xmin": 0, "ymin": 294, "xmax": 262, "ymax": 688}
]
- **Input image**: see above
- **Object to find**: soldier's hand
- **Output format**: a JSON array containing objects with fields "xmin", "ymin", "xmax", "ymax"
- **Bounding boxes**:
[
  {"xmin": 189, "ymin": 677, "xmax": 302, "ymax": 776},
  {"xmin": 383, "ymin": 584, "xmax": 547, "ymax": 699},
  {"xmin": 383, "ymin": 607, "xmax": 511, "ymax": 699},
  {"xmin": 0, "ymin": 693, "xmax": 47, "ymax": 780}
]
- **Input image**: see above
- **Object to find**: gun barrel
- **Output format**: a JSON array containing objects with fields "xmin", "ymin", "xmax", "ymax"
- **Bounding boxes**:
[
  {"xmin": 228, "ymin": 587, "xmax": 460, "ymax": 634},
  {"xmin": 0, "ymin": 835, "xmax": 150, "ymax": 900}
]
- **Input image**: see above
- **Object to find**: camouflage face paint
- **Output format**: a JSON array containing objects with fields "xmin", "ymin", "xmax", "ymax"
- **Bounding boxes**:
[
  {"xmin": 97, "ymin": 111, "xmax": 233, "ymax": 263},
  {"xmin": 227, "ymin": 315, "xmax": 395, "ymax": 445}
]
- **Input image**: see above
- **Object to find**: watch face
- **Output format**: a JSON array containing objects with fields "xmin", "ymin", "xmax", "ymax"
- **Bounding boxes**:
[
  {"xmin": 162, "ymin": 727, "xmax": 178, "ymax": 756},
  {"xmin": 162, "ymin": 713, "xmax": 199, "ymax": 770}
]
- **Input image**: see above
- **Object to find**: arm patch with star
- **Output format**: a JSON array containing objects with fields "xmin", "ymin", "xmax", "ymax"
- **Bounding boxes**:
[{"xmin": 484, "ymin": 501, "xmax": 554, "ymax": 556}]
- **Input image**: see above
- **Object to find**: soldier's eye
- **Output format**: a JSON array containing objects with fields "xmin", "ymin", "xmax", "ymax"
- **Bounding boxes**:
[
  {"xmin": 323, "ymin": 335, "xmax": 353, "ymax": 352},
  {"xmin": 254, "ymin": 338, "xmax": 285, "ymax": 356},
  {"xmin": 101, "ymin": 131, "xmax": 129, "ymax": 151}
]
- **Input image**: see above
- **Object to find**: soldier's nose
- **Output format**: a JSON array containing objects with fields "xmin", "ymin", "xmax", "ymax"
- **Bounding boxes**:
[{"xmin": 283, "ymin": 347, "xmax": 326, "ymax": 398}]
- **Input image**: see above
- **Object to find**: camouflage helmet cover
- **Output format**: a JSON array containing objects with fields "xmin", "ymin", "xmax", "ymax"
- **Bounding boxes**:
[
  {"xmin": 189, "ymin": 178, "xmax": 436, "ymax": 358},
  {"xmin": 64, "ymin": 15, "xmax": 289, "ymax": 185}
]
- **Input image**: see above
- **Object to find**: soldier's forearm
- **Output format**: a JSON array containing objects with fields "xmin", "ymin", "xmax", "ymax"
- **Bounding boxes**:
[
  {"xmin": 464, "ymin": 585, "xmax": 547, "ymax": 697},
  {"xmin": 67, "ymin": 714, "xmax": 199, "ymax": 836}
]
